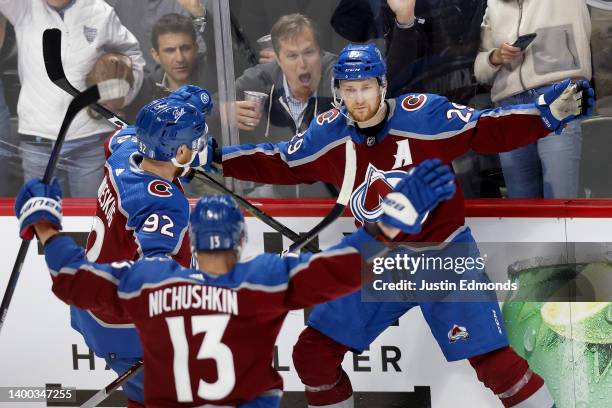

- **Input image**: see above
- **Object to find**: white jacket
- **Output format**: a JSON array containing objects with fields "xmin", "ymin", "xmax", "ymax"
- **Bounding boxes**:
[
  {"xmin": 0, "ymin": 0, "xmax": 144, "ymax": 140},
  {"xmin": 474, "ymin": 0, "xmax": 591, "ymax": 103}
]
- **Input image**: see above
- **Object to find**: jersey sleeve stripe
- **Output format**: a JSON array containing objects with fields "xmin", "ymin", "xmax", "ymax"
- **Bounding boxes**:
[
  {"xmin": 389, "ymin": 121, "xmax": 478, "ymax": 140},
  {"xmin": 86, "ymin": 310, "xmax": 135, "ymax": 329},
  {"xmin": 119, "ymin": 274, "xmax": 291, "ymax": 299},
  {"xmin": 223, "ymin": 136, "xmax": 350, "ymax": 168},
  {"xmin": 170, "ymin": 213, "xmax": 189, "ymax": 256},
  {"xmin": 223, "ymin": 145, "xmax": 287, "ymax": 162},
  {"xmin": 288, "ymin": 136, "xmax": 350, "ymax": 168},
  {"xmin": 119, "ymin": 274, "xmax": 190, "ymax": 299},
  {"xmin": 51, "ymin": 264, "xmax": 120, "ymax": 286},
  {"xmin": 481, "ymin": 105, "xmax": 540, "ymax": 117}
]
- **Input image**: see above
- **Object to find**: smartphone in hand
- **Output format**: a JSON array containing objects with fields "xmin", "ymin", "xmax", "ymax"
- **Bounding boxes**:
[{"xmin": 512, "ymin": 33, "xmax": 537, "ymax": 50}]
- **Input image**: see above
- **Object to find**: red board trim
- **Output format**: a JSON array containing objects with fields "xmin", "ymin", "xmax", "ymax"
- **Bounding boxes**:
[{"xmin": 4, "ymin": 198, "xmax": 612, "ymax": 218}]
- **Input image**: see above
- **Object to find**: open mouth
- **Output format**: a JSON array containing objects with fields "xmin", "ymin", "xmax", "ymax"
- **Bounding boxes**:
[{"xmin": 298, "ymin": 73, "xmax": 312, "ymax": 85}]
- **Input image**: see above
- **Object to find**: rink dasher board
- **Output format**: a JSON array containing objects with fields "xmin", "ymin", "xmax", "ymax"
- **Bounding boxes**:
[{"xmin": 1, "ymin": 214, "xmax": 611, "ymax": 408}]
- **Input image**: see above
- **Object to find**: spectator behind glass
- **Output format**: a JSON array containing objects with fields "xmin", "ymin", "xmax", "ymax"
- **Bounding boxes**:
[
  {"xmin": 0, "ymin": 13, "xmax": 12, "ymax": 196},
  {"xmin": 105, "ymin": 0, "xmax": 209, "ymax": 74},
  {"xmin": 230, "ymin": 13, "xmax": 337, "ymax": 198},
  {"xmin": 234, "ymin": 13, "xmax": 334, "ymax": 140},
  {"xmin": 0, "ymin": 0, "xmax": 144, "ymax": 198},
  {"xmin": 474, "ymin": 0, "xmax": 592, "ymax": 198},
  {"xmin": 125, "ymin": 12, "xmax": 217, "ymax": 122}
]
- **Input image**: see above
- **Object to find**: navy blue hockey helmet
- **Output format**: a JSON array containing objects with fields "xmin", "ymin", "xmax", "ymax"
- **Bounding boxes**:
[
  {"xmin": 135, "ymin": 98, "xmax": 207, "ymax": 163},
  {"xmin": 168, "ymin": 84, "xmax": 213, "ymax": 116},
  {"xmin": 190, "ymin": 195, "xmax": 246, "ymax": 253},
  {"xmin": 333, "ymin": 43, "xmax": 386, "ymax": 86}
]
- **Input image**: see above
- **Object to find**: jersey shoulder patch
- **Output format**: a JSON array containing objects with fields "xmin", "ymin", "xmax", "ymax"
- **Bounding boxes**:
[
  {"xmin": 391, "ymin": 93, "xmax": 467, "ymax": 134},
  {"xmin": 316, "ymin": 108, "xmax": 341, "ymax": 126},
  {"xmin": 147, "ymin": 180, "xmax": 174, "ymax": 198},
  {"xmin": 399, "ymin": 93, "xmax": 428, "ymax": 112}
]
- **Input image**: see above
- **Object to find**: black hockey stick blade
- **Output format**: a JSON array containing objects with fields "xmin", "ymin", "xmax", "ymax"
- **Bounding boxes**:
[
  {"xmin": 42, "ymin": 29, "xmax": 77, "ymax": 95},
  {"xmin": 194, "ymin": 170, "xmax": 321, "ymax": 253},
  {"xmin": 283, "ymin": 140, "xmax": 357, "ymax": 255},
  {"xmin": 80, "ymin": 360, "xmax": 143, "ymax": 408},
  {"xmin": 1, "ymin": 82, "xmax": 121, "ymax": 336},
  {"xmin": 43, "ymin": 28, "xmax": 129, "ymax": 128}
]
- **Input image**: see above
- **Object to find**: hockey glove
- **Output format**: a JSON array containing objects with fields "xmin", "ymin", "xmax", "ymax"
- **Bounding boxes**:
[
  {"xmin": 15, "ymin": 178, "xmax": 63, "ymax": 240},
  {"xmin": 536, "ymin": 79, "xmax": 595, "ymax": 135},
  {"xmin": 379, "ymin": 159, "xmax": 455, "ymax": 234},
  {"xmin": 168, "ymin": 85, "xmax": 213, "ymax": 116},
  {"xmin": 190, "ymin": 137, "xmax": 221, "ymax": 173}
]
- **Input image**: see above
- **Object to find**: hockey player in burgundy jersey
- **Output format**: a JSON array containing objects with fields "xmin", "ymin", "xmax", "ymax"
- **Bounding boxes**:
[
  {"xmin": 14, "ymin": 158, "xmax": 456, "ymax": 407},
  {"xmin": 199, "ymin": 44, "xmax": 593, "ymax": 407},
  {"xmin": 79, "ymin": 88, "xmax": 211, "ymax": 407}
]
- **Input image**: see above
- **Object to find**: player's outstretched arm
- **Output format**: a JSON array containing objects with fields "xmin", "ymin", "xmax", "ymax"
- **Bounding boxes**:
[
  {"xmin": 15, "ymin": 179, "xmax": 130, "ymax": 319},
  {"xmin": 282, "ymin": 159, "xmax": 456, "ymax": 309},
  {"xmin": 423, "ymin": 85, "xmax": 590, "ymax": 160},
  {"xmin": 220, "ymin": 119, "xmax": 338, "ymax": 185}
]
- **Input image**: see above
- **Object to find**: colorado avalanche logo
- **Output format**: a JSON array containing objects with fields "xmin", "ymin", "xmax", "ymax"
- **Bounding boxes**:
[
  {"xmin": 401, "ymin": 94, "xmax": 427, "ymax": 112},
  {"xmin": 148, "ymin": 180, "xmax": 173, "ymax": 197},
  {"xmin": 316, "ymin": 109, "xmax": 340, "ymax": 126},
  {"xmin": 448, "ymin": 324, "xmax": 469, "ymax": 343},
  {"xmin": 350, "ymin": 163, "xmax": 408, "ymax": 224}
]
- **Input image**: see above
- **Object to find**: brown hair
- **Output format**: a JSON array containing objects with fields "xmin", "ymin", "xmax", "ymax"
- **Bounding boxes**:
[
  {"xmin": 151, "ymin": 13, "xmax": 196, "ymax": 50},
  {"xmin": 270, "ymin": 13, "xmax": 321, "ymax": 55}
]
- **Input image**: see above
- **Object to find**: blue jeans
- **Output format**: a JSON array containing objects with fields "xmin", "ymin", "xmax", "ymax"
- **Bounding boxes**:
[
  {"xmin": 0, "ymin": 78, "xmax": 12, "ymax": 196},
  {"xmin": 497, "ymin": 85, "xmax": 582, "ymax": 198},
  {"xmin": 19, "ymin": 132, "xmax": 107, "ymax": 197}
]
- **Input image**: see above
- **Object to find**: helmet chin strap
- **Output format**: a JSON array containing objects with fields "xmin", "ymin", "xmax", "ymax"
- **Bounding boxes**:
[{"xmin": 171, "ymin": 150, "xmax": 197, "ymax": 177}]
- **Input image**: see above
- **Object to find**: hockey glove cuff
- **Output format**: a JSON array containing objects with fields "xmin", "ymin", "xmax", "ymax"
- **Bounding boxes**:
[
  {"xmin": 15, "ymin": 178, "xmax": 63, "ymax": 240},
  {"xmin": 378, "ymin": 159, "xmax": 455, "ymax": 234},
  {"xmin": 190, "ymin": 137, "xmax": 220, "ymax": 173}
]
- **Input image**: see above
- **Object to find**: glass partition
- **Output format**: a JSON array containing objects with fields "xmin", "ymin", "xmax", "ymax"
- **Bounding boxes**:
[{"xmin": 0, "ymin": 0, "xmax": 610, "ymax": 199}]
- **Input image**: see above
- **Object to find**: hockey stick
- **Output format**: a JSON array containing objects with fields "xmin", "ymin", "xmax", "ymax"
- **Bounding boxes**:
[
  {"xmin": 43, "ymin": 28, "xmax": 130, "ymax": 129},
  {"xmin": 79, "ymin": 360, "xmax": 143, "ymax": 408},
  {"xmin": 193, "ymin": 170, "xmax": 321, "ymax": 253},
  {"xmin": 0, "ymin": 78, "xmax": 129, "ymax": 335},
  {"xmin": 282, "ymin": 140, "xmax": 357, "ymax": 255},
  {"xmin": 42, "ymin": 28, "xmax": 321, "ymax": 254}
]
